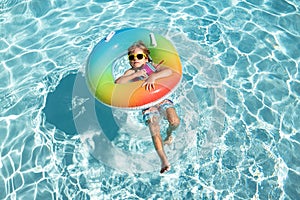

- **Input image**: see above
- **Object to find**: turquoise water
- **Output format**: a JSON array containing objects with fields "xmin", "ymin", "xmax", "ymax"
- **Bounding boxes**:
[{"xmin": 1, "ymin": 0, "xmax": 300, "ymax": 199}]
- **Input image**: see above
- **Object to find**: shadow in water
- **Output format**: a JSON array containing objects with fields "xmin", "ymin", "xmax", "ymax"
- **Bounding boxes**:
[{"xmin": 43, "ymin": 73, "xmax": 118, "ymax": 141}]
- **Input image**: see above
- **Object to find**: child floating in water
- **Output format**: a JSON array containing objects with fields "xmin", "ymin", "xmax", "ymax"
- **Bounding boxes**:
[{"xmin": 115, "ymin": 41, "xmax": 180, "ymax": 174}]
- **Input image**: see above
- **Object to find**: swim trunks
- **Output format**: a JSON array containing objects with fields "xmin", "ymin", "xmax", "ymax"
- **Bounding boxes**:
[{"xmin": 142, "ymin": 99, "xmax": 174, "ymax": 124}]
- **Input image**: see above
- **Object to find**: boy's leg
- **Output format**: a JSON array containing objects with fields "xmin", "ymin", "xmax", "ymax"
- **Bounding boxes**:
[
  {"xmin": 144, "ymin": 107, "xmax": 170, "ymax": 173},
  {"xmin": 164, "ymin": 107, "xmax": 180, "ymax": 145}
]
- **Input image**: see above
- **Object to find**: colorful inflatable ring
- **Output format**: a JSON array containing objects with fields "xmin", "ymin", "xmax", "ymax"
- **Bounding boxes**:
[{"xmin": 86, "ymin": 28, "xmax": 182, "ymax": 109}]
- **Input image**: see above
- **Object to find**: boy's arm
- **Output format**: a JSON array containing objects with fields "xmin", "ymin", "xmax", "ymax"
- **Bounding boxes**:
[
  {"xmin": 142, "ymin": 66, "xmax": 173, "ymax": 91},
  {"xmin": 115, "ymin": 69, "xmax": 147, "ymax": 84},
  {"xmin": 151, "ymin": 66, "xmax": 172, "ymax": 80}
]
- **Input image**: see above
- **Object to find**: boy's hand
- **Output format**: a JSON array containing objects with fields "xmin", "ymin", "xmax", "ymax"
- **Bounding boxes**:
[{"xmin": 142, "ymin": 75, "xmax": 156, "ymax": 91}]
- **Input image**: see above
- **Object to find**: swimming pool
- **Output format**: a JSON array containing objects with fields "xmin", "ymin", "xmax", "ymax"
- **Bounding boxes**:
[{"xmin": 1, "ymin": 0, "xmax": 300, "ymax": 199}]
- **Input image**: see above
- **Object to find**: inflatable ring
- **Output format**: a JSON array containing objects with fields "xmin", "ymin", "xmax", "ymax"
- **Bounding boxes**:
[{"xmin": 86, "ymin": 28, "xmax": 182, "ymax": 109}]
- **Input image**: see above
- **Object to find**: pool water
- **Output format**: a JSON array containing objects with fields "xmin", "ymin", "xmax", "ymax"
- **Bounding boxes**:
[{"xmin": 1, "ymin": 0, "xmax": 300, "ymax": 199}]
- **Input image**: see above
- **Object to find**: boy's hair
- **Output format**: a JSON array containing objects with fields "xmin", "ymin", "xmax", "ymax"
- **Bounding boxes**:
[{"xmin": 128, "ymin": 41, "xmax": 150, "ymax": 58}]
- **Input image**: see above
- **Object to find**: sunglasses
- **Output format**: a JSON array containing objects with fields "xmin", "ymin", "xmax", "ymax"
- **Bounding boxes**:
[{"xmin": 128, "ymin": 53, "xmax": 146, "ymax": 61}]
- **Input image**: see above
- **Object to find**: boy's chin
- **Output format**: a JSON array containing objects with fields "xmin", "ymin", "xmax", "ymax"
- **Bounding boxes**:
[{"xmin": 133, "ymin": 63, "xmax": 144, "ymax": 68}]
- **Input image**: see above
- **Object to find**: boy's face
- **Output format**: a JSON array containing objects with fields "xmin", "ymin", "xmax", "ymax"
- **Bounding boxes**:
[{"xmin": 128, "ymin": 47, "xmax": 148, "ymax": 68}]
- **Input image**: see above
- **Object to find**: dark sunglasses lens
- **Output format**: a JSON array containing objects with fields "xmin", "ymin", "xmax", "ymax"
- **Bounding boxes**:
[
  {"xmin": 128, "ymin": 55, "xmax": 134, "ymax": 60},
  {"xmin": 137, "ymin": 54, "xmax": 144, "ymax": 60}
]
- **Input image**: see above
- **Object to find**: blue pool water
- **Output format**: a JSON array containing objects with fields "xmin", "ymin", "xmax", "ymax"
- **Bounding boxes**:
[{"xmin": 1, "ymin": 0, "xmax": 300, "ymax": 199}]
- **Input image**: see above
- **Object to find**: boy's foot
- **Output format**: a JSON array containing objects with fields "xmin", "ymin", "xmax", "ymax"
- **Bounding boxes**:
[
  {"xmin": 160, "ymin": 165, "xmax": 171, "ymax": 174},
  {"xmin": 163, "ymin": 135, "xmax": 173, "ymax": 145}
]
